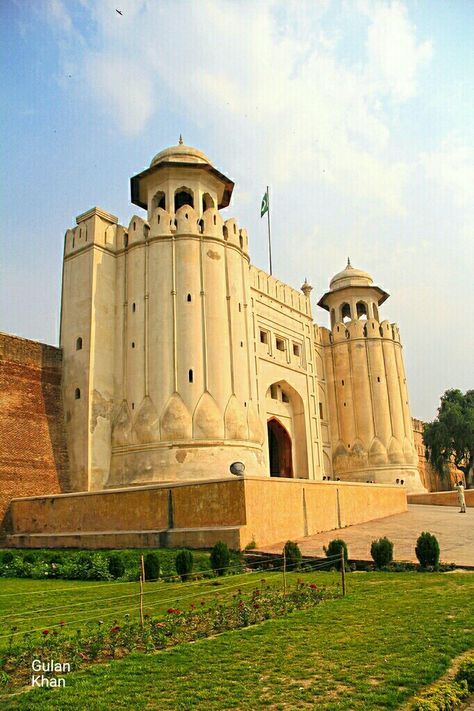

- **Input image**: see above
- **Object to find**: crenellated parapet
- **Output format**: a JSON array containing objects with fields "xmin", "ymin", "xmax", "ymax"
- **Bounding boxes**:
[
  {"xmin": 250, "ymin": 267, "xmax": 310, "ymax": 315},
  {"xmin": 64, "ymin": 207, "xmax": 121, "ymax": 256}
]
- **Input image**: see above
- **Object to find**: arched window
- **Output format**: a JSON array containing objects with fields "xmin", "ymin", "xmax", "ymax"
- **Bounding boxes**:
[
  {"xmin": 152, "ymin": 191, "xmax": 166, "ymax": 211},
  {"xmin": 174, "ymin": 187, "xmax": 194, "ymax": 211},
  {"xmin": 76, "ymin": 337, "xmax": 82, "ymax": 351},
  {"xmin": 341, "ymin": 303, "xmax": 351, "ymax": 323},
  {"xmin": 202, "ymin": 193, "xmax": 214, "ymax": 211},
  {"xmin": 187, "ymin": 294, "xmax": 192, "ymax": 302},
  {"xmin": 356, "ymin": 301, "xmax": 368, "ymax": 320},
  {"xmin": 74, "ymin": 388, "xmax": 81, "ymax": 400}
]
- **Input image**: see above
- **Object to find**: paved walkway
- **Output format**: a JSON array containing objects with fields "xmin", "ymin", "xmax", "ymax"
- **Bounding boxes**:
[{"xmin": 257, "ymin": 504, "xmax": 474, "ymax": 567}]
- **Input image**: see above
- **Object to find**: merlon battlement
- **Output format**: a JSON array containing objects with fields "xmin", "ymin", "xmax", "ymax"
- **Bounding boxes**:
[{"xmin": 250, "ymin": 267, "xmax": 310, "ymax": 315}]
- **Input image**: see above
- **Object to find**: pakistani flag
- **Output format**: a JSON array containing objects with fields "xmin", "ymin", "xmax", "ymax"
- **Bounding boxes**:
[{"xmin": 260, "ymin": 190, "xmax": 269, "ymax": 217}]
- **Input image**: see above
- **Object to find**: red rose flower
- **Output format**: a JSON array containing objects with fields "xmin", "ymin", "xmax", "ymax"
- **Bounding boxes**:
[{"xmin": 42, "ymin": 630, "xmax": 49, "ymax": 635}]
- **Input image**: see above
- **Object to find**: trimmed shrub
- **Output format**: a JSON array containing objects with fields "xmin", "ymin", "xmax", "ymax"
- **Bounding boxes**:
[
  {"xmin": 415, "ymin": 532, "xmax": 440, "ymax": 568},
  {"xmin": 324, "ymin": 539, "xmax": 349, "ymax": 571},
  {"xmin": 175, "ymin": 549, "xmax": 194, "ymax": 582},
  {"xmin": 412, "ymin": 680, "xmax": 468, "ymax": 710},
  {"xmin": 210, "ymin": 541, "xmax": 231, "ymax": 577},
  {"xmin": 22, "ymin": 552, "xmax": 36, "ymax": 564},
  {"xmin": 370, "ymin": 537, "xmax": 394, "ymax": 568},
  {"xmin": 144, "ymin": 552, "xmax": 160, "ymax": 581},
  {"xmin": 283, "ymin": 541, "xmax": 302, "ymax": 571},
  {"xmin": 1, "ymin": 551, "xmax": 14, "ymax": 565},
  {"xmin": 108, "ymin": 554, "xmax": 125, "ymax": 579},
  {"xmin": 455, "ymin": 654, "xmax": 474, "ymax": 692}
]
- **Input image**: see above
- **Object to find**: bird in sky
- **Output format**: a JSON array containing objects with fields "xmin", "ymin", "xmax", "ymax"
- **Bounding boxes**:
[{"xmin": 116, "ymin": 9, "xmax": 123, "ymax": 15}]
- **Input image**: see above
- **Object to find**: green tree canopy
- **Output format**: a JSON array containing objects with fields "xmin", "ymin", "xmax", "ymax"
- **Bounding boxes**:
[{"xmin": 423, "ymin": 389, "xmax": 474, "ymax": 487}]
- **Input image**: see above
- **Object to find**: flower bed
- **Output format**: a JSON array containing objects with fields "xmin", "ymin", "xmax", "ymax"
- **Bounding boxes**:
[{"xmin": 1, "ymin": 579, "xmax": 334, "ymax": 691}]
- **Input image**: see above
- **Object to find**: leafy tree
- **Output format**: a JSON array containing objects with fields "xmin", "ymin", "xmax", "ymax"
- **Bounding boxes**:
[{"xmin": 423, "ymin": 389, "xmax": 474, "ymax": 488}]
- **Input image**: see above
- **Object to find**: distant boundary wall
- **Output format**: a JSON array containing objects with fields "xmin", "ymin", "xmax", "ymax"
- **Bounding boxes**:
[{"xmin": 408, "ymin": 490, "xmax": 473, "ymax": 507}]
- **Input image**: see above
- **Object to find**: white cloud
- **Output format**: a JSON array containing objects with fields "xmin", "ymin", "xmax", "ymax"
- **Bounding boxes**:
[
  {"xmin": 45, "ymin": 0, "xmax": 72, "ymax": 34},
  {"xmin": 84, "ymin": 55, "xmax": 154, "ymax": 136},
  {"xmin": 364, "ymin": 0, "xmax": 432, "ymax": 102},
  {"xmin": 51, "ymin": 0, "xmax": 426, "ymax": 215},
  {"xmin": 420, "ymin": 134, "xmax": 474, "ymax": 208}
]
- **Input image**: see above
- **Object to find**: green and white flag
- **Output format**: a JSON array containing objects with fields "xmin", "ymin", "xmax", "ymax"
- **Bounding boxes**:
[{"xmin": 260, "ymin": 190, "xmax": 269, "ymax": 217}]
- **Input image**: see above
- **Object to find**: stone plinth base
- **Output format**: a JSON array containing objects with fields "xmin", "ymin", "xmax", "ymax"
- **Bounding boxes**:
[
  {"xmin": 334, "ymin": 464, "xmax": 425, "ymax": 493},
  {"xmin": 4, "ymin": 477, "xmax": 407, "ymax": 550}
]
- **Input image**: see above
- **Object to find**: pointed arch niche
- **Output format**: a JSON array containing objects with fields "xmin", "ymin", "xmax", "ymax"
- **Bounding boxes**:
[{"xmin": 265, "ymin": 380, "xmax": 309, "ymax": 478}]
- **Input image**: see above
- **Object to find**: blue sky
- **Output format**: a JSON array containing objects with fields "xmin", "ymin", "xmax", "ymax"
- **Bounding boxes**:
[{"xmin": 1, "ymin": 0, "xmax": 473, "ymax": 421}]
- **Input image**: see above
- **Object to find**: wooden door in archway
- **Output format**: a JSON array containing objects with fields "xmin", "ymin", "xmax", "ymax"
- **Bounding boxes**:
[{"xmin": 267, "ymin": 418, "xmax": 293, "ymax": 477}]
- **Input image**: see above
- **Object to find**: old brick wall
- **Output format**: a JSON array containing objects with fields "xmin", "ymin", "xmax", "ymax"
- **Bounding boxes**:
[{"xmin": 0, "ymin": 333, "xmax": 70, "ymax": 529}]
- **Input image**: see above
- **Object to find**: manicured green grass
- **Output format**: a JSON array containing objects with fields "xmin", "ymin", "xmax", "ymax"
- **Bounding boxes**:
[
  {"xmin": 1, "ymin": 572, "xmax": 473, "ymax": 709},
  {"xmin": 0, "ymin": 569, "xmax": 307, "ymax": 650}
]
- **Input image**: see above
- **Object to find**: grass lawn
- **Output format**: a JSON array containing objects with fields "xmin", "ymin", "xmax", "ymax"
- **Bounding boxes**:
[
  {"xmin": 0, "ymin": 567, "xmax": 296, "ymax": 649},
  {"xmin": 1, "ymin": 571, "xmax": 473, "ymax": 709}
]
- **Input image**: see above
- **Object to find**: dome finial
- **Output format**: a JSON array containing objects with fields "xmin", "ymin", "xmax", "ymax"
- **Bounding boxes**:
[
  {"xmin": 178, "ymin": 134, "xmax": 184, "ymax": 145},
  {"xmin": 301, "ymin": 277, "xmax": 313, "ymax": 298},
  {"xmin": 347, "ymin": 256, "xmax": 351, "ymax": 267}
]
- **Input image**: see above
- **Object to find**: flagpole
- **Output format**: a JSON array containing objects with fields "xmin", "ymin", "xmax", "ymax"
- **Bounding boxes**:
[{"xmin": 267, "ymin": 185, "xmax": 273, "ymax": 276}]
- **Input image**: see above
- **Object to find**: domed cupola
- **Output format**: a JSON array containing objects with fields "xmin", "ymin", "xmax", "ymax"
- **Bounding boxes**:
[
  {"xmin": 329, "ymin": 259, "xmax": 374, "ymax": 290},
  {"xmin": 318, "ymin": 258, "xmax": 389, "ymax": 327},
  {"xmin": 130, "ymin": 136, "xmax": 235, "ymax": 220}
]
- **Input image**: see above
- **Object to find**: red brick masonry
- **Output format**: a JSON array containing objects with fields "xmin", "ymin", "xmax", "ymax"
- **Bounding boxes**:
[{"xmin": 0, "ymin": 333, "xmax": 69, "ymax": 528}]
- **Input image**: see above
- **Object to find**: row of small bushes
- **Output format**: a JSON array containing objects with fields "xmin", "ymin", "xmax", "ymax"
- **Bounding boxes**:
[
  {"xmin": 411, "ymin": 653, "xmax": 474, "ymax": 710},
  {"xmin": 0, "ymin": 543, "xmax": 240, "ymax": 582},
  {"xmin": 1, "ymin": 578, "xmax": 333, "ymax": 691},
  {"xmin": 281, "ymin": 531, "xmax": 450, "ymax": 572}
]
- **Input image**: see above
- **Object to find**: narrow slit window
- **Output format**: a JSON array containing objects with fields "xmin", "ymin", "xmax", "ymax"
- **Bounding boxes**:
[
  {"xmin": 74, "ymin": 388, "xmax": 81, "ymax": 400},
  {"xmin": 76, "ymin": 337, "xmax": 82, "ymax": 351},
  {"xmin": 189, "ymin": 369, "xmax": 193, "ymax": 383},
  {"xmin": 260, "ymin": 330, "xmax": 268, "ymax": 344},
  {"xmin": 187, "ymin": 294, "xmax": 192, "ymax": 302},
  {"xmin": 319, "ymin": 402, "xmax": 324, "ymax": 420},
  {"xmin": 132, "ymin": 303, "xmax": 136, "ymax": 313}
]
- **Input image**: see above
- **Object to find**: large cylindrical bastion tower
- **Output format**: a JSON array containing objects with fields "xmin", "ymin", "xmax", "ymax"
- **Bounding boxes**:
[
  {"xmin": 60, "ymin": 141, "xmax": 266, "ymax": 491},
  {"xmin": 318, "ymin": 260, "xmax": 425, "ymax": 493}
]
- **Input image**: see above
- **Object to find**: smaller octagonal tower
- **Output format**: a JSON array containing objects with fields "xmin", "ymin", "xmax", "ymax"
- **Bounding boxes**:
[{"xmin": 318, "ymin": 260, "xmax": 425, "ymax": 492}]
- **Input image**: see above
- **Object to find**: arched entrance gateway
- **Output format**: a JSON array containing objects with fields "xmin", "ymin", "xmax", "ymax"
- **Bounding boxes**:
[
  {"xmin": 267, "ymin": 418, "xmax": 293, "ymax": 477},
  {"xmin": 264, "ymin": 380, "xmax": 309, "ymax": 478}
]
